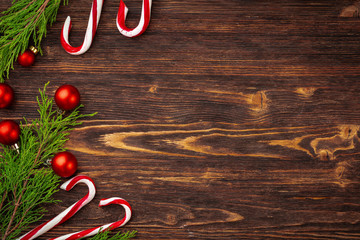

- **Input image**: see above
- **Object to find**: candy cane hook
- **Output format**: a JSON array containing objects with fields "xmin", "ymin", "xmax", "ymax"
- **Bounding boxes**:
[
  {"xmin": 49, "ymin": 197, "xmax": 132, "ymax": 240},
  {"xmin": 17, "ymin": 176, "xmax": 96, "ymax": 240},
  {"xmin": 116, "ymin": 0, "xmax": 152, "ymax": 37},
  {"xmin": 61, "ymin": 0, "xmax": 104, "ymax": 55}
]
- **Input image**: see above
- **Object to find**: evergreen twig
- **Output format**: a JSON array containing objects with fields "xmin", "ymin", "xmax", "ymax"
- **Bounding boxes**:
[
  {"xmin": 0, "ymin": 83, "xmax": 96, "ymax": 239},
  {"xmin": 86, "ymin": 230, "xmax": 137, "ymax": 240},
  {"xmin": 0, "ymin": 0, "xmax": 68, "ymax": 82}
]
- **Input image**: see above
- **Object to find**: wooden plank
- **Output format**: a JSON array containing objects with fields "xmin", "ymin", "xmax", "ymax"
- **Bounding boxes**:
[{"xmin": 1, "ymin": 0, "xmax": 360, "ymax": 239}]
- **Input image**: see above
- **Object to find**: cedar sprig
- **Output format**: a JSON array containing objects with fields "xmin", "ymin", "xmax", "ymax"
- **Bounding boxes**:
[
  {"xmin": 0, "ymin": 83, "xmax": 96, "ymax": 240},
  {"xmin": 0, "ymin": 0, "xmax": 68, "ymax": 82}
]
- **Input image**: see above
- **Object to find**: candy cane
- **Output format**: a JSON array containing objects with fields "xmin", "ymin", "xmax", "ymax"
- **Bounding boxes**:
[
  {"xmin": 116, "ymin": 0, "xmax": 152, "ymax": 37},
  {"xmin": 61, "ymin": 0, "xmax": 104, "ymax": 55},
  {"xmin": 49, "ymin": 197, "xmax": 132, "ymax": 240},
  {"xmin": 17, "ymin": 176, "xmax": 96, "ymax": 240}
]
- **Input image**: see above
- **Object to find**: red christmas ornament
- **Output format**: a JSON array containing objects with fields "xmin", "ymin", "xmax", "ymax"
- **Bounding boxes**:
[
  {"xmin": 54, "ymin": 84, "xmax": 81, "ymax": 111},
  {"xmin": 51, "ymin": 151, "xmax": 78, "ymax": 178},
  {"xmin": 0, "ymin": 83, "xmax": 14, "ymax": 109},
  {"xmin": 17, "ymin": 46, "xmax": 38, "ymax": 67},
  {"xmin": 0, "ymin": 120, "xmax": 20, "ymax": 146}
]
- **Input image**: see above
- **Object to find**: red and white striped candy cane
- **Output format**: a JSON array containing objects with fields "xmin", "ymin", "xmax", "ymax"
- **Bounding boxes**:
[
  {"xmin": 116, "ymin": 0, "xmax": 152, "ymax": 37},
  {"xmin": 61, "ymin": 0, "xmax": 104, "ymax": 55},
  {"xmin": 49, "ymin": 197, "xmax": 132, "ymax": 240},
  {"xmin": 17, "ymin": 176, "xmax": 96, "ymax": 240}
]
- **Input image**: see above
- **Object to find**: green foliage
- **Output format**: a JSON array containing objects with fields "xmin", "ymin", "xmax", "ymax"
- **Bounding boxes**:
[
  {"xmin": 0, "ymin": 83, "xmax": 96, "ymax": 240},
  {"xmin": 0, "ymin": 0, "xmax": 68, "ymax": 82},
  {"xmin": 86, "ymin": 230, "xmax": 137, "ymax": 240}
]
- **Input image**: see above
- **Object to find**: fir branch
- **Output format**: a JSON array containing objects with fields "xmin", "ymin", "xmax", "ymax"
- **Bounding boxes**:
[
  {"xmin": 85, "ymin": 230, "xmax": 137, "ymax": 240},
  {"xmin": 0, "ymin": 0, "xmax": 68, "ymax": 82},
  {"xmin": 0, "ymin": 83, "xmax": 96, "ymax": 240}
]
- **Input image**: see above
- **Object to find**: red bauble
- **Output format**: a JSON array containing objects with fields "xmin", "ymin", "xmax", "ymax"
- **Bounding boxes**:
[
  {"xmin": 0, "ymin": 120, "xmax": 20, "ymax": 146},
  {"xmin": 54, "ymin": 85, "xmax": 81, "ymax": 111},
  {"xmin": 17, "ymin": 46, "xmax": 38, "ymax": 67},
  {"xmin": 51, "ymin": 151, "xmax": 78, "ymax": 178},
  {"xmin": 0, "ymin": 83, "xmax": 14, "ymax": 109}
]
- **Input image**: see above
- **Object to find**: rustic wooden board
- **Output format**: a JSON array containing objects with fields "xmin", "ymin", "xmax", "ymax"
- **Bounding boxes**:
[{"xmin": 1, "ymin": 0, "xmax": 360, "ymax": 239}]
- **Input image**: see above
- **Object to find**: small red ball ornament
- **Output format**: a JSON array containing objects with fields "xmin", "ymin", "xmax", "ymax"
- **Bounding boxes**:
[
  {"xmin": 0, "ymin": 120, "xmax": 21, "ymax": 146},
  {"xmin": 17, "ymin": 46, "xmax": 38, "ymax": 67},
  {"xmin": 51, "ymin": 151, "xmax": 78, "ymax": 178},
  {"xmin": 54, "ymin": 84, "xmax": 81, "ymax": 111},
  {"xmin": 0, "ymin": 83, "xmax": 14, "ymax": 109}
]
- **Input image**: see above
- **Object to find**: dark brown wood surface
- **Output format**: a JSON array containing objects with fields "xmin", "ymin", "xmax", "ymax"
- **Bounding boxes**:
[{"xmin": 1, "ymin": 0, "xmax": 360, "ymax": 239}]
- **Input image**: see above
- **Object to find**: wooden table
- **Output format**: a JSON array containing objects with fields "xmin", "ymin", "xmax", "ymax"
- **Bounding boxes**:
[{"xmin": 2, "ymin": 0, "xmax": 360, "ymax": 239}]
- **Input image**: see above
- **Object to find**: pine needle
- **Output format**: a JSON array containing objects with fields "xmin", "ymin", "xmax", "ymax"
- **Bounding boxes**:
[
  {"xmin": 0, "ymin": 0, "xmax": 68, "ymax": 82},
  {"xmin": 0, "ymin": 82, "xmax": 96, "ymax": 240}
]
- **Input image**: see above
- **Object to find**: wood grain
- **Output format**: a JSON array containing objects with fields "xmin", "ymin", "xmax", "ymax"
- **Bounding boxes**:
[{"xmin": 1, "ymin": 0, "xmax": 360, "ymax": 239}]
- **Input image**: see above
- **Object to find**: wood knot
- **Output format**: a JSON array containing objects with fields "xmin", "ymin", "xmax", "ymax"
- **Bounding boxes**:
[
  {"xmin": 310, "ymin": 125, "xmax": 359, "ymax": 161},
  {"xmin": 246, "ymin": 91, "xmax": 268, "ymax": 113},
  {"xmin": 339, "ymin": 3, "xmax": 360, "ymax": 18},
  {"xmin": 295, "ymin": 87, "xmax": 317, "ymax": 98},
  {"xmin": 339, "ymin": 125, "xmax": 359, "ymax": 139},
  {"xmin": 149, "ymin": 85, "xmax": 158, "ymax": 93},
  {"xmin": 318, "ymin": 150, "xmax": 334, "ymax": 161}
]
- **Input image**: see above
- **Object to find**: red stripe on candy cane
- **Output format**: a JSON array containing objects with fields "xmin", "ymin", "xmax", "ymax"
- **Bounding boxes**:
[
  {"xmin": 116, "ymin": 0, "xmax": 152, "ymax": 37},
  {"xmin": 60, "ymin": 0, "xmax": 103, "ymax": 55},
  {"xmin": 17, "ymin": 176, "xmax": 96, "ymax": 240},
  {"xmin": 49, "ymin": 197, "xmax": 132, "ymax": 240}
]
